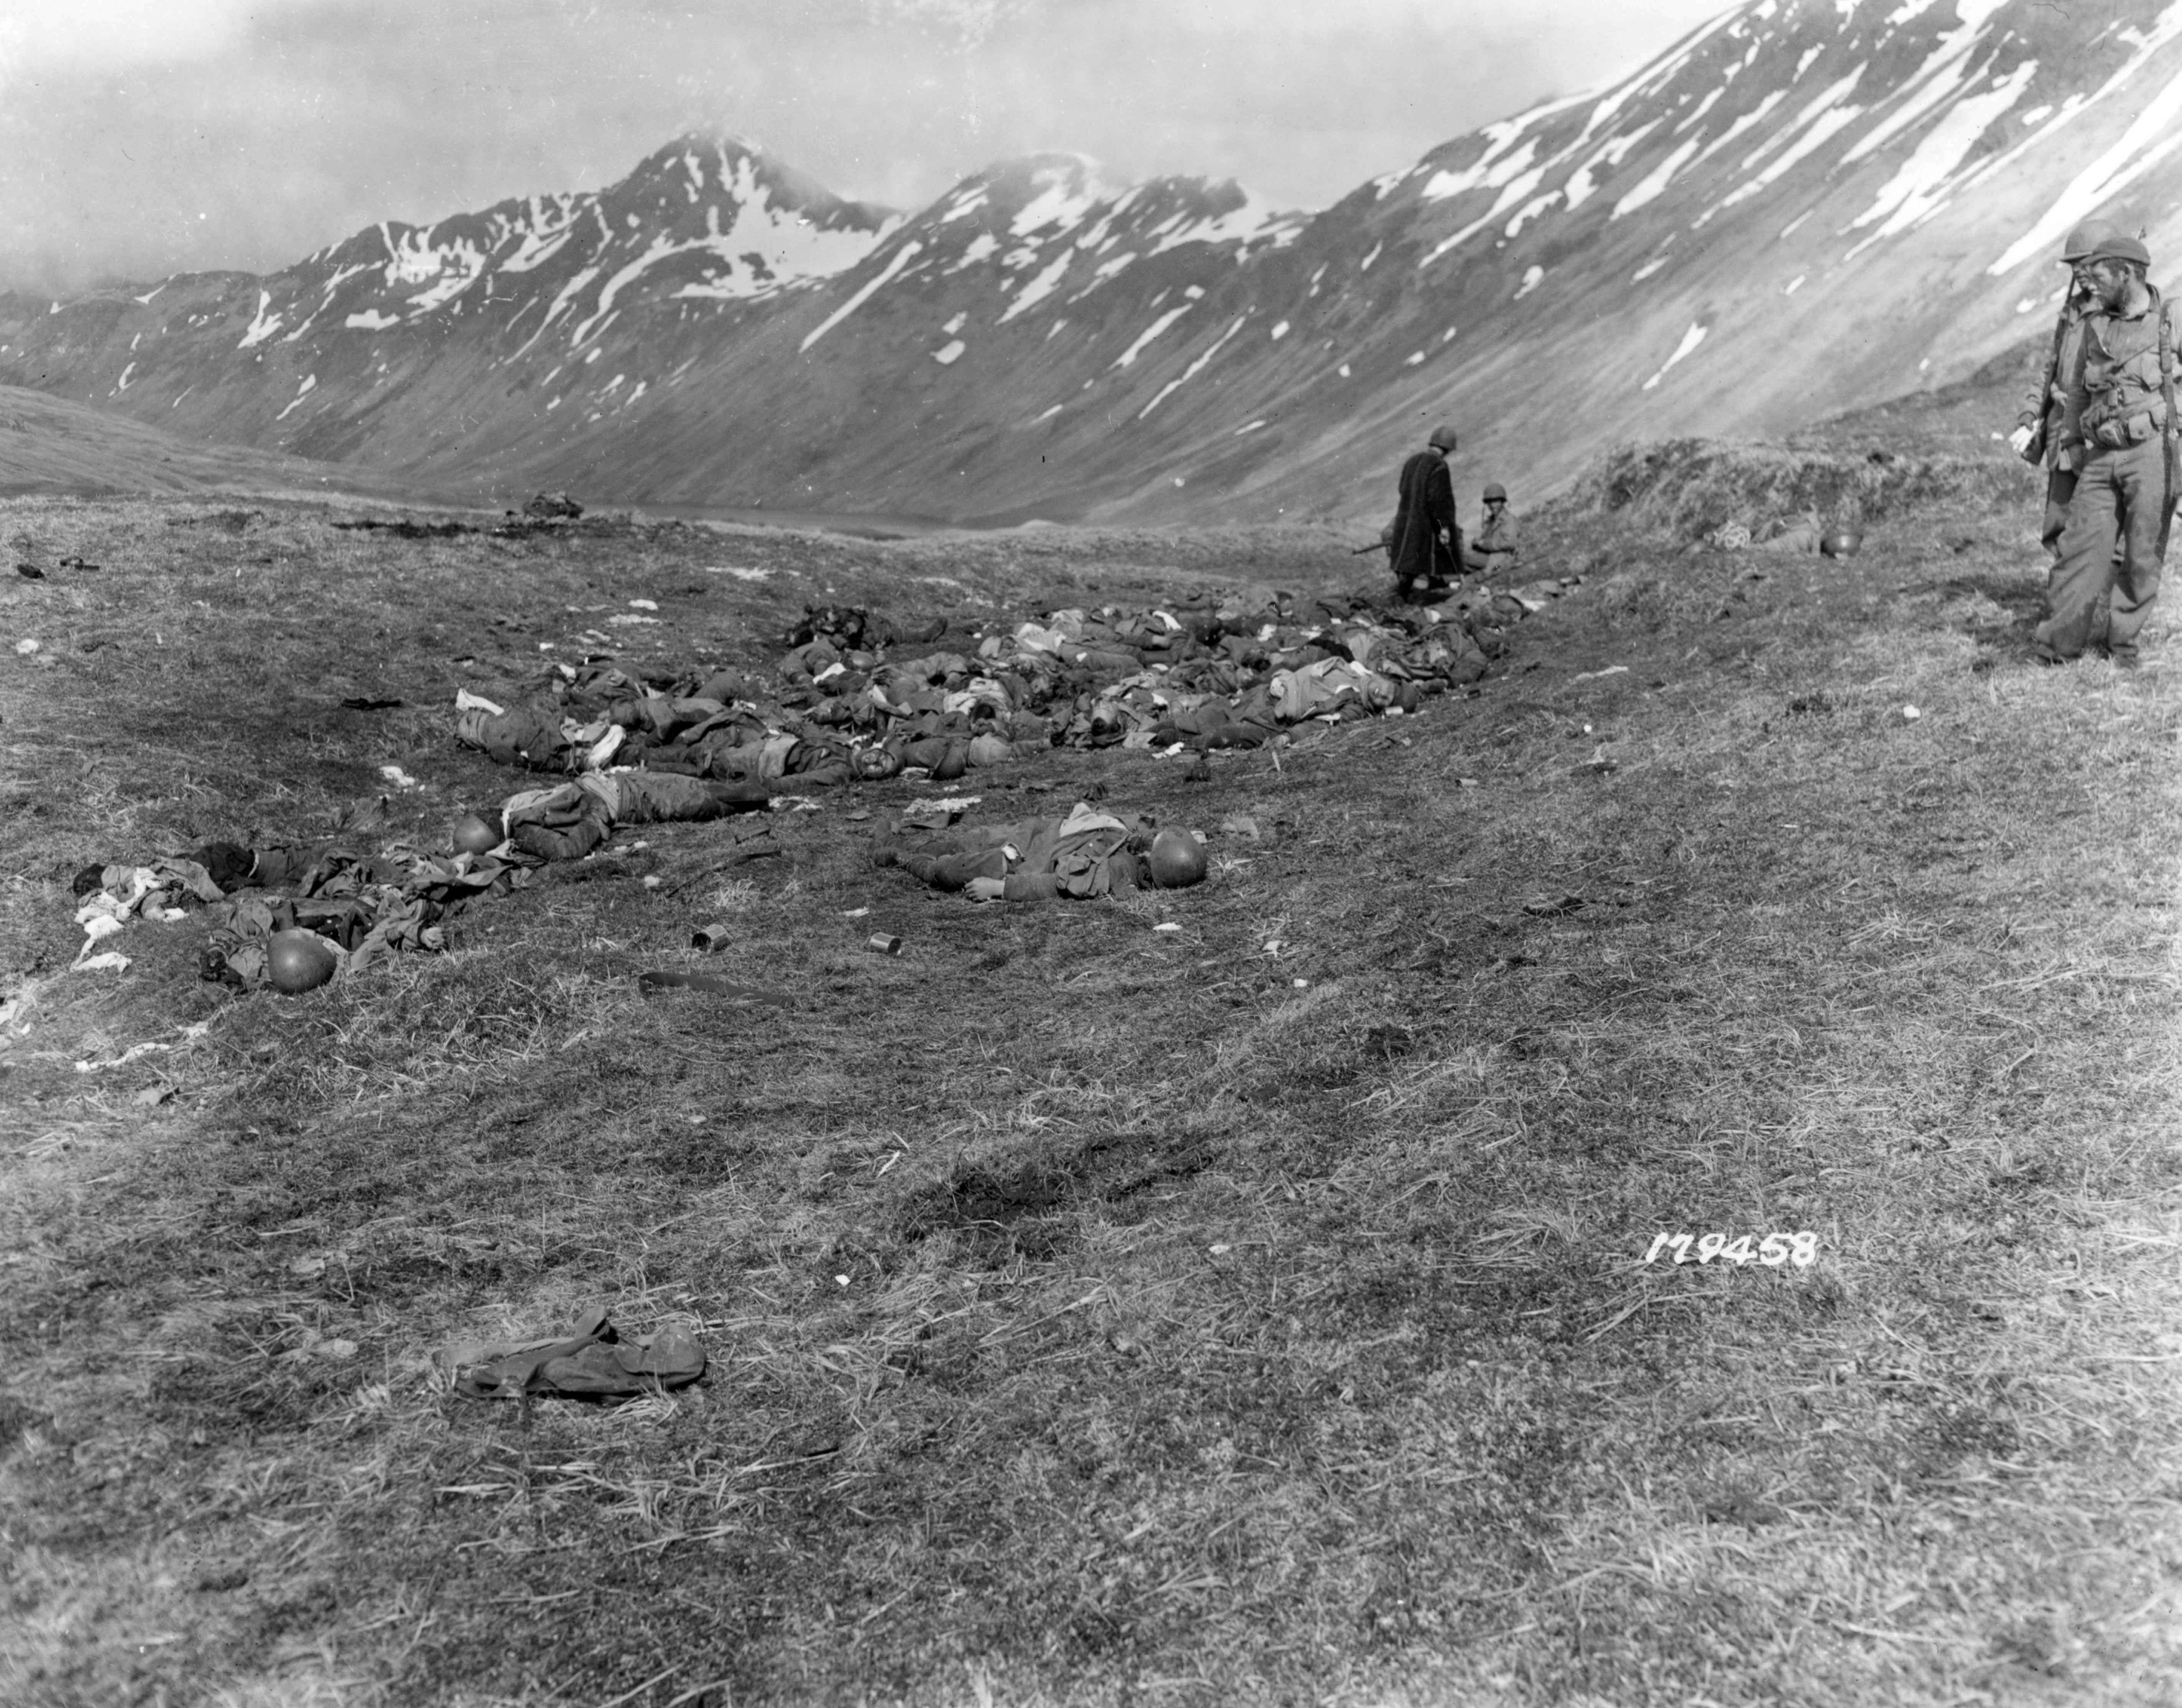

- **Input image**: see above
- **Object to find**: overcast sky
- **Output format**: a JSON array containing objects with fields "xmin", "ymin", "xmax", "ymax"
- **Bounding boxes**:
[{"xmin": 0, "ymin": 0, "xmax": 1732, "ymax": 296}]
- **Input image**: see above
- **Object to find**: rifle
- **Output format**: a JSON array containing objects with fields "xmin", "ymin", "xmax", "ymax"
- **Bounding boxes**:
[
  {"xmin": 1351, "ymin": 540, "xmax": 1389, "ymax": 557},
  {"xmin": 2021, "ymin": 287, "xmax": 2084, "ymax": 467},
  {"xmin": 2161, "ymin": 293, "xmax": 2177, "ymax": 557}
]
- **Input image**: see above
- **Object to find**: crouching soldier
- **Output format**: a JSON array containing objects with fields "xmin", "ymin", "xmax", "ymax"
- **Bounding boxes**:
[
  {"xmin": 1463, "ymin": 481, "xmax": 1519, "ymax": 576},
  {"xmin": 2035, "ymin": 233, "xmax": 2176, "ymax": 668}
]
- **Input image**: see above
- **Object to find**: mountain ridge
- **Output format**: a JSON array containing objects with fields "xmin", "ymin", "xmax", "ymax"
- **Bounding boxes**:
[{"xmin": 4, "ymin": 0, "xmax": 2179, "ymax": 523}]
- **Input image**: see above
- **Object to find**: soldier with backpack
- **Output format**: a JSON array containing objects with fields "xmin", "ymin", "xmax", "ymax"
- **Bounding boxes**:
[
  {"xmin": 2034, "ymin": 232, "xmax": 2177, "ymax": 668},
  {"xmin": 2012, "ymin": 220, "xmax": 2116, "ymax": 562}
]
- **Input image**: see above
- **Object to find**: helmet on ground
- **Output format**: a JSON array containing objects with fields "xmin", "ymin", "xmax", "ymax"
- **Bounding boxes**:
[
  {"xmin": 267, "ymin": 928, "xmax": 339, "ymax": 995},
  {"xmin": 2061, "ymin": 220, "xmax": 2120, "ymax": 261},
  {"xmin": 2088, "ymin": 232, "xmax": 2151, "ymax": 268},
  {"xmin": 1146, "ymin": 828, "xmax": 1209, "ymax": 889},
  {"xmin": 1427, "ymin": 424, "xmax": 1459, "ymax": 452},
  {"xmin": 451, "ymin": 813, "xmax": 502, "ymax": 856},
  {"xmin": 1482, "ymin": 481, "xmax": 1508, "ymax": 503}
]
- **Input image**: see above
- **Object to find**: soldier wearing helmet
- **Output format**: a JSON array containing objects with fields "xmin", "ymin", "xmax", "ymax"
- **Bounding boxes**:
[
  {"xmin": 2013, "ymin": 220, "xmax": 2120, "ymax": 565},
  {"xmin": 2035, "ymin": 230, "xmax": 2175, "ymax": 667},
  {"xmin": 1387, "ymin": 424, "xmax": 1463, "ymax": 601},
  {"xmin": 1463, "ymin": 480, "xmax": 1519, "ymax": 576}
]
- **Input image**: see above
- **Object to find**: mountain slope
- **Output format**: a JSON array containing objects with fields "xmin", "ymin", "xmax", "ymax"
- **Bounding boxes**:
[
  {"xmin": 0, "ymin": 383, "xmax": 415, "ymax": 501},
  {"xmin": 3, "ymin": 0, "xmax": 2180, "ymax": 522}
]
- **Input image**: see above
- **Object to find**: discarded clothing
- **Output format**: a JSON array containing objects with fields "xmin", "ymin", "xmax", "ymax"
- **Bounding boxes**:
[{"xmin": 451, "ymin": 1306, "xmax": 705, "ymax": 1401}]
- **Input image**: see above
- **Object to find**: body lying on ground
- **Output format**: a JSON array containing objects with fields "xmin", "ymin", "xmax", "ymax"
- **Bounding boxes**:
[{"xmin": 873, "ymin": 806, "xmax": 1205, "ymax": 903}]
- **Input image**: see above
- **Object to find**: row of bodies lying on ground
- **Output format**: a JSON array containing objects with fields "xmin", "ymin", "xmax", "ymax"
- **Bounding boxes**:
[
  {"xmin": 453, "ymin": 576, "xmax": 1583, "ymax": 793},
  {"xmin": 67, "ymin": 575, "xmax": 1578, "ymax": 993}
]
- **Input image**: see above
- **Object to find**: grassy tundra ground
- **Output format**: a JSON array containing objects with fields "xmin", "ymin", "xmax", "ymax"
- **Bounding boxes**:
[{"xmin": 2, "ymin": 474, "xmax": 2178, "ymax": 1708}]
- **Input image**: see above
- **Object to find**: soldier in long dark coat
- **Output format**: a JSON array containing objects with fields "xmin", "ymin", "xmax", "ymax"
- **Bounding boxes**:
[{"xmin": 1388, "ymin": 425, "xmax": 1462, "ymax": 600}]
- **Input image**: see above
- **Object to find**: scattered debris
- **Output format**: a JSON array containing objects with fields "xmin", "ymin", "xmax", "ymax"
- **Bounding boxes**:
[
  {"xmin": 76, "ymin": 1041, "xmax": 176, "ymax": 1073},
  {"xmin": 867, "ymin": 934, "xmax": 904, "ymax": 956},
  {"xmin": 1522, "ymin": 893, "xmax": 1588, "ymax": 916},
  {"xmin": 691, "ymin": 923, "xmax": 733, "ymax": 953},
  {"xmin": 15, "ymin": 563, "xmax": 44, "ymax": 580},
  {"xmin": 379, "ymin": 765, "xmax": 421, "ymax": 790},
  {"xmin": 521, "ymin": 491, "xmax": 584, "ymax": 521},
  {"xmin": 340, "ymin": 696, "xmax": 403, "ymax": 711},
  {"xmin": 900, "ymin": 795, "xmax": 982, "ymax": 826}
]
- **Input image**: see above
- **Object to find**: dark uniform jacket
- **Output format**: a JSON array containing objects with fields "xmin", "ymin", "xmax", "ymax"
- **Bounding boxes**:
[
  {"xmin": 1390, "ymin": 451, "xmax": 1461, "ymax": 589},
  {"xmin": 2017, "ymin": 300, "xmax": 2093, "ymax": 472}
]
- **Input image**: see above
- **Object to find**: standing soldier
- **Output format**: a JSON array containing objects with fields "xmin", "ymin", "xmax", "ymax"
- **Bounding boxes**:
[
  {"xmin": 1465, "ymin": 481, "xmax": 1519, "ymax": 576},
  {"xmin": 2034, "ymin": 233, "xmax": 2176, "ymax": 668},
  {"xmin": 1389, "ymin": 425, "xmax": 1463, "ymax": 601},
  {"xmin": 2012, "ymin": 221, "xmax": 2116, "ymax": 562}
]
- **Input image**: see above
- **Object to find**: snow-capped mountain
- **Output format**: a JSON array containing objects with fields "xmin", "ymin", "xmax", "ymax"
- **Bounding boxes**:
[{"xmin": 3, "ymin": 0, "xmax": 2180, "ymax": 522}]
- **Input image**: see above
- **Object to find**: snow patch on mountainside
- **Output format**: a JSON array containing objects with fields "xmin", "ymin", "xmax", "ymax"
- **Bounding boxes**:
[
  {"xmin": 1844, "ymin": 58, "xmax": 2038, "ymax": 257},
  {"xmin": 275, "ymin": 374, "xmax": 317, "ymax": 420},
  {"xmin": 1115, "ymin": 304, "xmax": 1193, "ymax": 367},
  {"xmin": 799, "ymin": 239, "xmax": 924, "ymax": 352},
  {"xmin": 1643, "ymin": 322, "xmax": 1709, "ymax": 390},
  {"xmin": 236, "ymin": 291, "xmax": 283, "ymax": 350},
  {"xmin": 1139, "ymin": 314, "xmax": 1248, "ymax": 418}
]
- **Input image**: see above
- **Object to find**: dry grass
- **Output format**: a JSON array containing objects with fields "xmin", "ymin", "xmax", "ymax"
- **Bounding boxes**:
[{"xmin": 1, "ymin": 474, "xmax": 2178, "ymax": 1707}]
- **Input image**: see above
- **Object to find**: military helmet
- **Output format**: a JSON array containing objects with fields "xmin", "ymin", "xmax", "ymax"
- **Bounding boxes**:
[
  {"xmin": 1427, "ymin": 424, "xmax": 1459, "ymax": 452},
  {"xmin": 1482, "ymin": 481, "xmax": 1508, "ymax": 503},
  {"xmin": 1146, "ymin": 828, "xmax": 1209, "ymax": 889},
  {"xmin": 2088, "ymin": 232, "xmax": 2151, "ymax": 268},
  {"xmin": 2061, "ymin": 219, "xmax": 2120, "ymax": 261}
]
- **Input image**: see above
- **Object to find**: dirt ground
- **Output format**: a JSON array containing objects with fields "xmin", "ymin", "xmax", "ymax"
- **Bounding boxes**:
[{"xmin": 2, "ymin": 472, "xmax": 2178, "ymax": 1708}]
